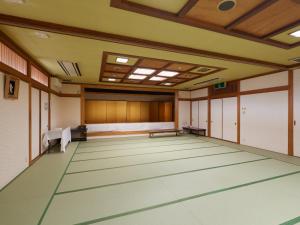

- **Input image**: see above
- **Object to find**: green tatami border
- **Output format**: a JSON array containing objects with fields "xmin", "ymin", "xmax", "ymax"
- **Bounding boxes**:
[
  {"xmin": 72, "ymin": 145, "xmax": 220, "ymax": 162},
  {"xmin": 73, "ymin": 170, "xmax": 300, "ymax": 225},
  {"xmin": 56, "ymin": 157, "xmax": 270, "ymax": 195},
  {"xmin": 280, "ymin": 216, "xmax": 300, "ymax": 225},
  {"xmin": 67, "ymin": 149, "xmax": 241, "ymax": 174}
]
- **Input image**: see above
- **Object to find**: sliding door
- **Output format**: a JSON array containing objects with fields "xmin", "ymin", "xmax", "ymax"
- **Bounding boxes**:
[
  {"xmin": 191, "ymin": 101, "xmax": 199, "ymax": 128},
  {"xmin": 40, "ymin": 91, "xmax": 49, "ymax": 153},
  {"xmin": 223, "ymin": 97, "xmax": 237, "ymax": 142},
  {"xmin": 178, "ymin": 101, "xmax": 190, "ymax": 128},
  {"xmin": 211, "ymin": 99, "xmax": 222, "ymax": 139},
  {"xmin": 294, "ymin": 70, "xmax": 300, "ymax": 157},
  {"xmin": 31, "ymin": 88, "xmax": 40, "ymax": 160},
  {"xmin": 198, "ymin": 100, "xmax": 208, "ymax": 133}
]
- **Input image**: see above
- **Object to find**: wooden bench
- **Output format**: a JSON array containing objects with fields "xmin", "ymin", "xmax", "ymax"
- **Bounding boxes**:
[
  {"xmin": 149, "ymin": 129, "xmax": 181, "ymax": 138},
  {"xmin": 182, "ymin": 126, "xmax": 206, "ymax": 136}
]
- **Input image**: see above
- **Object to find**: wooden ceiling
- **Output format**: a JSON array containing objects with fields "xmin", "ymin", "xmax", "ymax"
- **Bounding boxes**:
[
  {"xmin": 100, "ymin": 52, "xmax": 225, "ymax": 87},
  {"xmin": 111, "ymin": 0, "xmax": 300, "ymax": 49}
]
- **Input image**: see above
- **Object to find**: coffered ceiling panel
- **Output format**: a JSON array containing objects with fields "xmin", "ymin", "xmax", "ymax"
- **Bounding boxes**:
[
  {"xmin": 128, "ymin": 0, "xmax": 188, "ymax": 13},
  {"xmin": 186, "ymin": 0, "xmax": 264, "ymax": 27},
  {"xmin": 234, "ymin": 0, "xmax": 300, "ymax": 37}
]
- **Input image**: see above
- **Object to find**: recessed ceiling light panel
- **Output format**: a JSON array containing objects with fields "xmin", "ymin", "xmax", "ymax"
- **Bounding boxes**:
[
  {"xmin": 150, "ymin": 76, "xmax": 166, "ymax": 81},
  {"xmin": 116, "ymin": 57, "xmax": 129, "ymax": 64},
  {"xmin": 4, "ymin": 0, "xmax": 25, "ymax": 4},
  {"xmin": 162, "ymin": 82, "xmax": 175, "ymax": 86},
  {"xmin": 217, "ymin": 0, "xmax": 236, "ymax": 11},
  {"xmin": 157, "ymin": 71, "xmax": 179, "ymax": 77},
  {"xmin": 134, "ymin": 68, "xmax": 156, "ymax": 75},
  {"xmin": 34, "ymin": 31, "xmax": 50, "ymax": 39},
  {"xmin": 290, "ymin": 30, "xmax": 300, "ymax": 38},
  {"xmin": 128, "ymin": 74, "xmax": 147, "ymax": 80}
]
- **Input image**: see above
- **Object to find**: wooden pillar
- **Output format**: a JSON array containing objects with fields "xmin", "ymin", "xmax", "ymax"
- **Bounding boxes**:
[
  {"xmin": 237, "ymin": 80, "xmax": 241, "ymax": 144},
  {"xmin": 174, "ymin": 91, "xmax": 179, "ymax": 129},
  {"xmin": 288, "ymin": 70, "xmax": 294, "ymax": 156},
  {"xmin": 80, "ymin": 85, "xmax": 85, "ymax": 125}
]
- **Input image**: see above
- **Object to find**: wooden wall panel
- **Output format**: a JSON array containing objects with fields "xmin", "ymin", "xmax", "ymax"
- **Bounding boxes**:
[
  {"xmin": 150, "ymin": 102, "xmax": 159, "ymax": 122},
  {"xmin": 140, "ymin": 102, "xmax": 150, "ymax": 122},
  {"xmin": 127, "ymin": 101, "xmax": 141, "ymax": 122},
  {"xmin": 116, "ymin": 101, "xmax": 127, "ymax": 123},
  {"xmin": 85, "ymin": 100, "xmax": 174, "ymax": 123}
]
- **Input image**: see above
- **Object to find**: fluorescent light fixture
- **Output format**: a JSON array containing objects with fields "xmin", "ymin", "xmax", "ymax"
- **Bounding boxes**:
[
  {"xmin": 108, "ymin": 78, "xmax": 117, "ymax": 82},
  {"xmin": 116, "ymin": 57, "xmax": 129, "ymax": 64},
  {"xmin": 157, "ymin": 71, "xmax": 179, "ymax": 77},
  {"xmin": 290, "ymin": 30, "xmax": 300, "ymax": 38},
  {"xmin": 150, "ymin": 76, "xmax": 166, "ymax": 81},
  {"xmin": 4, "ymin": 0, "xmax": 25, "ymax": 4},
  {"xmin": 162, "ymin": 82, "xmax": 174, "ymax": 86},
  {"xmin": 128, "ymin": 74, "xmax": 147, "ymax": 80},
  {"xmin": 133, "ymin": 68, "xmax": 156, "ymax": 75},
  {"xmin": 34, "ymin": 31, "xmax": 50, "ymax": 39}
]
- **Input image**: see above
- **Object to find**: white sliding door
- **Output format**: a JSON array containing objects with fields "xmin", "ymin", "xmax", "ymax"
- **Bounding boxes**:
[
  {"xmin": 223, "ymin": 97, "xmax": 237, "ymax": 142},
  {"xmin": 31, "ymin": 88, "xmax": 40, "ymax": 159},
  {"xmin": 191, "ymin": 101, "xmax": 199, "ymax": 128},
  {"xmin": 198, "ymin": 100, "xmax": 208, "ymax": 134},
  {"xmin": 240, "ymin": 91, "xmax": 288, "ymax": 154},
  {"xmin": 211, "ymin": 99, "xmax": 222, "ymax": 139},
  {"xmin": 178, "ymin": 101, "xmax": 190, "ymax": 128},
  {"xmin": 294, "ymin": 69, "xmax": 300, "ymax": 157},
  {"xmin": 41, "ymin": 91, "xmax": 49, "ymax": 153}
]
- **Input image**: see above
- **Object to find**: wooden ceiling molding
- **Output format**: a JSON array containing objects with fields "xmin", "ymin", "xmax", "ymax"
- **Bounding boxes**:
[
  {"xmin": 99, "ymin": 52, "xmax": 226, "ymax": 87},
  {"xmin": 110, "ymin": 0, "xmax": 300, "ymax": 49},
  {"xmin": 0, "ymin": 13, "xmax": 288, "ymax": 69}
]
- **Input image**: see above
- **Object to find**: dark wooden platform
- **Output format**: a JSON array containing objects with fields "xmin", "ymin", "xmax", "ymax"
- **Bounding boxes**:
[
  {"xmin": 182, "ymin": 126, "xmax": 206, "ymax": 136},
  {"xmin": 149, "ymin": 129, "xmax": 181, "ymax": 138}
]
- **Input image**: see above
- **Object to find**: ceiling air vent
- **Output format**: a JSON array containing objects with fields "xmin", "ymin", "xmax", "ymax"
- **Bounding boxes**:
[
  {"xmin": 289, "ymin": 57, "xmax": 300, "ymax": 63},
  {"xmin": 57, "ymin": 60, "xmax": 81, "ymax": 76}
]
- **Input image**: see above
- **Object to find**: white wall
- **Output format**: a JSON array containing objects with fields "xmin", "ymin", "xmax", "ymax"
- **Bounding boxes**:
[
  {"xmin": 51, "ymin": 94, "xmax": 80, "ymax": 129},
  {"xmin": 240, "ymin": 71, "xmax": 288, "ymax": 92},
  {"xmin": 31, "ymin": 88, "xmax": 40, "ymax": 160},
  {"xmin": 240, "ymin": 91, "xmax": 288, "ymax": 154},
  {"xmin": 191, "ymin": 88, "xmax": 208, "ymax": 99},
  {"xmin": 0, "ymin": 73, "xmax": 29, "ymax": 189},
  {"xmin": 178, "ymin": 101, "xmax": 190, "ymax": 128}
]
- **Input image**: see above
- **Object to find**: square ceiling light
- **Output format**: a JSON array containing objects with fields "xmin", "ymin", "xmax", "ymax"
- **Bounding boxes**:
[
  {"xmin": 162, "ymin": 82, "xmax": 175, "ymax": 86},
  {"xmin": 134, "ymin": 68, "xmax": 156, "ymax": 75},
  {"xmin": 290, "ymin": 30, "xmax": 300, "ymax": 38},
  {"xmin": 116, "ymin": 57, "xmax": 129, "ymax": 64},
  {"xmin": 102, "ymin": 78, "xmax": 120, "ymax": 82},
  {"xmin": 150, "ymin": 76, "xmax": 166, "ymax": 81},
  {"xmin": 128, "ymin": 74, "xmax": 147, "ymax": 80},
  {"xmin": 157, "ymin": 71, "xmax": 179, "ymax": 77}
]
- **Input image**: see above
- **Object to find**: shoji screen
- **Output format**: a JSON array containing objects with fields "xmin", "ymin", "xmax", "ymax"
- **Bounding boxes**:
[
  {"xmin": 198, "ymin": 100, "xmax": 208, "ymax": 133},
  {"xmin": 191, "ymin": 101, "xmax": 199, "ymax": 127},
  {"xmin": 294, "ymin": 69, "xmax": 300, "ymax": 157},
  {"xmin": 31, "ymin": 88, "xmax": 40, "ymax": 160},
  {"xmin": 223, "ymin": 97, "xmax": 237, "ymax": 142},
  {"xmin": 211, "ymin": 99, "xmax": 223, "ymax": 139},
  {"xmin": 240, "ymin": 91, "xmax": 288, "ymax": 154}
]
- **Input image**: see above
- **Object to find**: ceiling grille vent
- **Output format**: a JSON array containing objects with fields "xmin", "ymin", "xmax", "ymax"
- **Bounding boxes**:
[
  {"xmin": 57, "ymin": 60, "xmax": 81, "ymax": 76},
  {"xmin": 290, "ymin": 57, "xmax": 300, "ymax": 63}
]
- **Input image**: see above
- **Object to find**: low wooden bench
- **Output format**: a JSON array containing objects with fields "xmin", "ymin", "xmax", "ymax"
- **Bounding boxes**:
[
  {"xmin": 182, "ymin": 126, "xmax": 206, "ymax": 136},
  {"xmin": 149, "ymin": 129, "xmax": 181, "ymax": 138}
]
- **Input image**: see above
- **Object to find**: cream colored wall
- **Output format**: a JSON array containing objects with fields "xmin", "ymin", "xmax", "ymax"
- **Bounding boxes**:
[
  {"xmin": 178, "ymin": 101, "xmax": 190, "ymax": 129},
  {"xmin": 178, "ymin": 91, "xmax": 190, "ymax": 99},
  {"xmin": 61, "ymin": 84, "xmax": 81, "ymax": 94},
  {"xmin": 191, "ymin": 88, "xmax": 208, "ymax": 98},
  {"xmin": 0, "ymin": 73, "xmax": 29, "ymax": 190},
  {"xmin": 31, "ymin": 88, "xmax": 40, "ymax": 160},
  {"xmin": 51, "ymin": 94, "xmax": 80, "ymax": 129}
]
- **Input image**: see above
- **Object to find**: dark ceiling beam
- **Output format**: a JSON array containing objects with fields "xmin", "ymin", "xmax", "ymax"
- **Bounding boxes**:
[
  {"xmin": 177, "ymin": 0, "xmax": 198, "ymax": 17},
  {"xmin": 0, "ymin": 13, "xmax": 287, "ymax": 70},
  {"xmin": 262, "ymin": 20, "xmax": 300, "ymax": 39},
  {"xmin": 225, "ymin": 0, "xmax": 279, "ymax": 30}
]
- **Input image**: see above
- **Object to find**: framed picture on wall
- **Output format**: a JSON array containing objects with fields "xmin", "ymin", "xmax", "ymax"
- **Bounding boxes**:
[{"xmin": 4, "ymin": 75, "xmax": 20, "ymax": 99}]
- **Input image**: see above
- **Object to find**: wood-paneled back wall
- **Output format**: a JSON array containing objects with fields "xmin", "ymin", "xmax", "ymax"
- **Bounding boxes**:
[{"xmin": 85, "ymin": 100, "xmax": 173, "ymax": 124}]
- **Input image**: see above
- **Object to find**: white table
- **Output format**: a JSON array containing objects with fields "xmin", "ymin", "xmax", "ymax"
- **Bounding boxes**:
[{"xmin": 42, "ymin": 127, "xmax": 71, "ymax": 152}]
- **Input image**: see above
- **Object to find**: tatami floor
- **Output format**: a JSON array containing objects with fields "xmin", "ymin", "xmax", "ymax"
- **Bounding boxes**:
[{"xmin": 1, "ymin": 135, "xmax": 300, "ymax": 225}]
